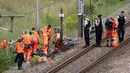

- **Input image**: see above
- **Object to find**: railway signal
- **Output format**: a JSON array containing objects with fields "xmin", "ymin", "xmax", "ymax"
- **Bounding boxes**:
[{"xmin": 59, "ymin": 8, "xmax": 64, "ymax": 50}]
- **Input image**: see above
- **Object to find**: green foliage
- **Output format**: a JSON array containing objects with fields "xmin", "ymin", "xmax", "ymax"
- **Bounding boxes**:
[
  {"xmin": 0, "ymin": 48, "xmax": 15, "ymax": 73},
  {"xmin": 84, "ymin": 4, "xmax": 96, "ymax": 15},
  {"xmin": 64, "ymin": 15, "xmax": 78, "ymax": 35},
  {"xmin": 30, "ymin": 55, "xmax": 40, "ymax": 67}
]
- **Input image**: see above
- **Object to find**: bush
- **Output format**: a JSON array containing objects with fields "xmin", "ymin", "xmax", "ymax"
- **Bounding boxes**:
[
  {"xmin": 64, "ymin": 16, "xmax": 77, "ymax": 35},
  {"xmin": 0, "ymin": 48, "xmax": 15, "ymax": 73}
]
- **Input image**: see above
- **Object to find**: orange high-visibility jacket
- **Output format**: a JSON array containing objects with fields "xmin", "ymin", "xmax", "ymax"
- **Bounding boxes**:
[
  {"xmin": 112, "ymin": 19, "xmax": 118, "ymax": 28},
  {"xmin": 15, "ymin": 42, "xmax": 24, "ymax": 53},
  {"xmin": 23, "ymin": 34, "xmax": 32, "ymax": 44},
  {"xmin": 32, "ymin": 31, "xmax": 40, "ymax": 42},
  {"xmin": 42, "ymin": 32, "xmax": 48, "ymax": 45},
  {"xmin": 31, "ymin": 34, "xmax": 39, "ymax": 43},
  {"xmin": 0, "ymin": 40, "xmax": 7, "ymax": 48},
  {"xmin": 42, "ymin": 26, "xmax": 52, "ymax": 36}
]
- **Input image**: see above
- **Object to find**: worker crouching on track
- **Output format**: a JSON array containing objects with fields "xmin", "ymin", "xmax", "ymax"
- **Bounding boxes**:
[
  {"xmin": 54, "ymin": 27, "xmax": 61, "ymax": 52},
  {"xmin": 0, "ymin": 40, "xmax": 11, "ymax": 51},
  {"xmin": 15, "ymin": 39, "xmax": 24, "ymax": 70},
  {"xmin": 107, "ymin": 17, "xmax": 118, "ymax": 47},
  {"xmin": 23, "ymin": 30, "xmax": 32, "ymax": 64}
]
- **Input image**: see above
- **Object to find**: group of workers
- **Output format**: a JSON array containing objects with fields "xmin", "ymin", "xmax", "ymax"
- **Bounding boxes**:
[
  {"xmin": 83, "ymin": 11, "xmax": 126, "ymax": 48},
  {"xmin": 0, "ymin": 25, "xmax": 62, "ymax": 70},
  {"xmin": 0, "ymin": 10, "xmax": 126, "ymax": 70}
]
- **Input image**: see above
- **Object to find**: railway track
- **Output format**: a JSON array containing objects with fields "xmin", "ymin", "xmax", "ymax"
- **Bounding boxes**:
[
  {"xmin": 83, "ymin": 36, "xmax": 130, "ymax": 73},
  {"xmin": 79, "ymin": 32, "xmax": 130, "ymax": 73},
  {"xmin": 47, "ymin": 21, "xmax": 130, "ymax": 73}
]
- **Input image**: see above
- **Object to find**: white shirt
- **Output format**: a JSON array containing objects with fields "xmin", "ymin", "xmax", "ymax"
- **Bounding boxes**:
[
  {"xmin": 94, "ymin": 18, "xmax": 100, "ymax": 24},
  {"xmin": 84, "ymin": 18, "xmax": 89, "ymax": 26},
  {"xmin": 57, "ymin": 33, "xmax": 60, "ymax": 39}
]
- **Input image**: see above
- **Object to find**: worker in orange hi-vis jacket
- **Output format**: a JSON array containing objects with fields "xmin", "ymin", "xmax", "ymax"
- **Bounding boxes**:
[
  {"xmin": 41, "ymin": 24, "xmax": 52, "ymax": 44},
  {"xmin": 41, "ymin": 30, "xmax": 49, "ymax": 56},
  {"xmin": 110, "ymin": 17, "xmax": 119, "ymax": 47},
  {"xmin": 0, "ymin": 40, "xmax": 11, "ymax": 51},
  {"xmin": 31, "ymin": 28, "xmax": 40, "ymax": 53},
  {"xmin": 105, "ymin": 19, "xmax": 113, "ymax": 47},
  {"xmin": 15, "ymin": 39, "xmax": 24, "ymax": 70},
  {"xmin": 23, "ymin": 30, "xmax": 32, "ymax": 64}
]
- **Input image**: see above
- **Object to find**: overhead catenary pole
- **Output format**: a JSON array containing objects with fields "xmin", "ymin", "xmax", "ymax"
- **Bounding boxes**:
[
  {"xmin": 0, "ymin": 15, "xmax": 25, "ymax": 33},
  {"xmin": 59, "ymin": 8, "xmax": 64, "ymax": 50},
  {"xmin": 10, "ymin": 17, "xmax": 14, "ymax": 32},
  {"xmin": 89, "ymin": 0, "xmax": 93, "ymax": 28},
  {"xmin": 77, "ymin": 0, "xmax": 84, "ymax": 38},
  {"xmin": 36, "ymin": 0, "xmax": 39, "ymax": 31}
]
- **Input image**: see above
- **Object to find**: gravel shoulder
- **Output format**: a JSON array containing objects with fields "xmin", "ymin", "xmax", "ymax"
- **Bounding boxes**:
[{"xmin": 86, "ymin": 39, "xmax": 130, "ymax": 73}]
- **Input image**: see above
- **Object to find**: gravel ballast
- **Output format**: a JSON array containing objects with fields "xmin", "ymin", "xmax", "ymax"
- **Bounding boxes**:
[{"xmin": 86, "ymin": 40, "xmax": 130, "ymax": 73}]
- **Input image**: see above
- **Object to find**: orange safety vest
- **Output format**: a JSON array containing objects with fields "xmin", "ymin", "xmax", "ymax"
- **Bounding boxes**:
[
  {"xmin": 32, "ymin": 31, "xmax": 40, "ymax": 42},
  {"xmin": 41, "ymin": 26, "xmax": 52, "ymax": 36},
  {"xmin": 112, "ymin": 19, "xmax": 118, "ymax": 28},
  {"xmin": 111, "ymin": 19, "xmax": 118, "ymax": 47},
  {"xmin": 42, "ymin": 32, "xmax": 48, "ymax": 45},
  {"xmin": 0, "ymin": 40, "xmax": 7, "ymax": 48},
  {"xmin": 15, "ymin": 42, "xmax": 24, "ymax": 53},
  {"xmin": 31, "ymin": 34, "xmax": 39, "ymax": 43},
  {"xmin": 23, "ymin": 34, "xmax": 32, "ymax": 44}
]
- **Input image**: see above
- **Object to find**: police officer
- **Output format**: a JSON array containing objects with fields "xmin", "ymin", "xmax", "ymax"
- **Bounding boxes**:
[
  {"xmin": 83, "ymin": 16, "xmax": 91, "ymax": 48},
  {"xmin": 117, "ymin": 11, "xmax": 126, "ymax": 43},
  {"xmin": 95, "ymin": 15, "xmax": 103, "ymax": 47}
]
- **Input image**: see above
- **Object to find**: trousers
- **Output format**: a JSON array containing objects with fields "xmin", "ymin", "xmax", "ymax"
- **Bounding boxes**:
[{"xmin": 84, "ymin": 28, "xmax": 90, "ymax": 46}]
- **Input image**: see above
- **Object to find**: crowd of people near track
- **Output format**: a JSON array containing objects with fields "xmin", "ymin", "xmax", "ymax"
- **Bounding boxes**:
[{"xmin": 0, "ymin": 10, "xmax": 126, "ymax": 70}]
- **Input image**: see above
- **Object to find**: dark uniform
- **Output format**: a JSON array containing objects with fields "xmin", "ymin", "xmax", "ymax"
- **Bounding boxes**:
[
  {"xmin": 95, "ymin": 15, "xmax": 103, "ymax": 47},
  {"xmin": 83, "ymin": 18, "xmax": 91, "ymax": 48},
  {"xmin": 117, "ymin": 15, "xmax": 126, "ymax": 43}
]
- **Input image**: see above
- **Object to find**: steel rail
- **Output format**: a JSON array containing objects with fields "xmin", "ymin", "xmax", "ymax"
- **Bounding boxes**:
[
  {"xmin": 46, "ymin": 21, "xmax": 130, "ymax": 73},
  {"xmin": 79, "ymin": 21, "xmax": 130, "ymax": 73}
]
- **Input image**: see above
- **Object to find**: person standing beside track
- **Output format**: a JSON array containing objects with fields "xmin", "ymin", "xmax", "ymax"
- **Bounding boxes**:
[
  {"xmin": 83, "ymin": 16, "xmax": 91, "ymax": 48},
  {"xmin": 31, "ymin": 28, "xmax": 40, "ymax": 53},
  {"xmin": 95, "ymin": 15, "xmax": 103, "ymax": 47},
  {"xmin": 23, "ymin": 30, "xmax": 32, "ymax": 64},
  {"xmin": 117, "ymin": 11, "xmax": 126, "ymax": 43},
  {"xmin": 41, "ymin": 24, "xmax": 52, "ymax": 45},
  {"xmin": 15, "ymin": 39, "xmax": 24, "ymax": 70}
]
